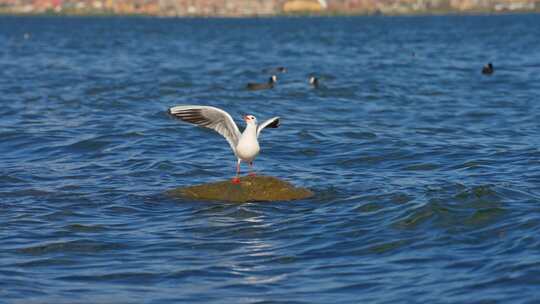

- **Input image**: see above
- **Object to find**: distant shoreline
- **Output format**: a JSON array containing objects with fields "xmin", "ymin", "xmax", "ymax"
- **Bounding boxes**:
[
  {"xmin": 0, "ymin": 10, "xmax": 539, "ymax": 18},
  {"xmin": 1, "ymin": 0, "xmax": 539, "ymax": 18}
]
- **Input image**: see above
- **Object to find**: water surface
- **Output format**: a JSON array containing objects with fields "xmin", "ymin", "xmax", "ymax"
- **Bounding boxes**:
[{"xmin": 1, "ymin": 15, "xmax": 540, "ymax": 303}]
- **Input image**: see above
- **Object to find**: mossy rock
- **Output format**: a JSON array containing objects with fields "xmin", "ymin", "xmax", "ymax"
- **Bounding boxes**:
[{"xmin": 167, "ymin": 175, "xmax": 313, "ymax": 202}]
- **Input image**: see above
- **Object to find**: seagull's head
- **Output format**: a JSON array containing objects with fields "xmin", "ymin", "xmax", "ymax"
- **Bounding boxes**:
[
  {"xmin": 309, "ymin": 76, "xmax": 316, "ymax": 84},
  {"xmin": 243, "ymin": 114, "xmax": 257, "ymax": 125}
]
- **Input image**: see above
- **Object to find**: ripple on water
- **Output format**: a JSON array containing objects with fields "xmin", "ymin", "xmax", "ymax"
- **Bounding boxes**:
[
  {"xmin": 62, "ymin": 271, "xmax": 164, "ymax": 284},
  {"xmin": 394, "ymin": 184, "xmax": 509, "ymax": 232},
  {"xmin": 63, "ymin": 223, "xmax": 107, "ymax": 233},
  {"xmin": 16, "ymin": 240, "xmax": 127, "ymax": 255}
]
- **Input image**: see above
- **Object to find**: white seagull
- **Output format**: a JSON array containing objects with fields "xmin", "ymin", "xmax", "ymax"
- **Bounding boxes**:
[{"xmin": 168, "ymin": 105, "xmax": 280, "ymax": 184}]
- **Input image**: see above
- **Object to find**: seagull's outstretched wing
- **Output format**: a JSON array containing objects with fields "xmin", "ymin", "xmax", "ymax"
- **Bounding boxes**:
[
  {"xmin": 257, "ymin": 117, "xmax": 280, "ymax": 137},
  {"xmin": 169, "ymin": 105, "xmax": 241, "ymax": 153}
]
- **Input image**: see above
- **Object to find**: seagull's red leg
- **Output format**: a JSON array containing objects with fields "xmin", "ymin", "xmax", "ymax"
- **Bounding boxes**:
[
  {"xmin": 232, "ymin": 159, "xmax": 241, "ymax": 184},
  {"xmin": 248, "ymin": 162, "xmax": 256, "ymax": 177}
]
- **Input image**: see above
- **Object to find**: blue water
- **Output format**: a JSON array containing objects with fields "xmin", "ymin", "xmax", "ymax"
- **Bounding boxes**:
[{"xmin": 1, "ymin": 15, "xmax": 540, "ymax": 303}]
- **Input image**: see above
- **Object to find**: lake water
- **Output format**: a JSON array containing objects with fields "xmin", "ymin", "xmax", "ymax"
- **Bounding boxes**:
[{"xmin": 1, "ymin": 15, "xmax": 540, "ymax": 303}]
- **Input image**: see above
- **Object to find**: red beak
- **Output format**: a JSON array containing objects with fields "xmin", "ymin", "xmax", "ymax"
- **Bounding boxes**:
[{"xmin": 243, "ymin": 115, "xmax": 248, "ymax": 121}]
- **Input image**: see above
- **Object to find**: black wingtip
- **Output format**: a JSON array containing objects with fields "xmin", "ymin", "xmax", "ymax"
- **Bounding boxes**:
[
  {"xmin": 168, "ymin": 107, "xmax": 179, "ymax": 119},
  {"xmin": 268, "ymin": 118, "xmax": 280, "ymax": 129}
]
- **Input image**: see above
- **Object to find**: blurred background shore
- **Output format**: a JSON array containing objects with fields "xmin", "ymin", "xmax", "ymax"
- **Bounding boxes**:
[{"xmin": 0, "ymin": 0, "xmax": 538, "ymax": 16}]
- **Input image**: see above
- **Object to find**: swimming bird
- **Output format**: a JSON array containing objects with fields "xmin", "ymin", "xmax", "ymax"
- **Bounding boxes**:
[
  {"xmin": 309, "ymin": 76, "xmax": 320, "ymax": 88},
  {"xmin": 482, "ymin": 63, "xmax": 494, "ymax": 75},
  {"xmin": 168, "ymin": 105, "xmax": 280, "ymax": 184},
  {"xmin": 246, "ymin": 75, "xmax": 277, "ymax": 91}
]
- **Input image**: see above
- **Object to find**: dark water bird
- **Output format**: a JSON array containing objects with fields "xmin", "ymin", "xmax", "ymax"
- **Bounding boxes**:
[
  {"xmin": 482, "ymin": 63, "xmax": 494, "ymax": 75},
  {"xmin": 168, "ymin": 105, "xmax": 280, "ymax": 184},
  {"xmin": 309, "ymin": 76, "xmax": 320, "ymax": 88},
  {"xmin": 246, "ymin": 75, "xmax": 277, "ymax": 91}
]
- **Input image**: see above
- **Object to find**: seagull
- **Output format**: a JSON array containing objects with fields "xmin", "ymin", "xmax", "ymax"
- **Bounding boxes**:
[
  {"xmin": 168, "ymin": 105, "xmax": 280, "ymax": 184},
  {"xmin": 246, "ymin": 75, "xmax": 277, "ymax": 91}
]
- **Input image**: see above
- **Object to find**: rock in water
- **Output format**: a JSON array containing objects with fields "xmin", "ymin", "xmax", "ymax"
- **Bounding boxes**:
[{"xmin": 167, "ymin": 176, "xmax": 313, "ymax": 202}]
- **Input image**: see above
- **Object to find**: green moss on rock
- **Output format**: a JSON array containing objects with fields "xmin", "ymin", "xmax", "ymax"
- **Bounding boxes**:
[{"xmin": 167, "ymin": 176, "xmax": 313, "ymax": 202}]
